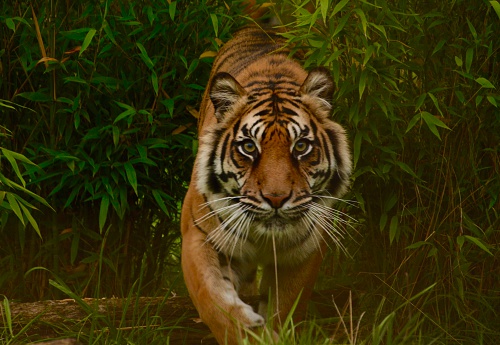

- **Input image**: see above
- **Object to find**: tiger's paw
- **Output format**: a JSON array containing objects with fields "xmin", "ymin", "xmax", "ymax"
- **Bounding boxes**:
[{"xmin": 231, "ymin": 303, "xmax": 265, "ymax": 328}]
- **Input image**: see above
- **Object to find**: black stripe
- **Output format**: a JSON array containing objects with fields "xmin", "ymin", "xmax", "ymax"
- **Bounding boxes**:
[
  {"xmin": 281, "ymin": 106, "xmax": 299, "ymax": 116},
  {"xmin": 219, "ymin": 133, "xmax": 231, "ymax": 176}
]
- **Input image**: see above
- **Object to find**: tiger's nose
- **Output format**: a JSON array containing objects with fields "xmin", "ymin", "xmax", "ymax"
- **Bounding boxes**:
[{"xmin": 263, "ymin": 193, "xmax": 290, "ymax": 209}]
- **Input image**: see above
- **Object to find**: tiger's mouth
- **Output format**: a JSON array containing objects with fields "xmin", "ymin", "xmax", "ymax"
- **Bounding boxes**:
[{"xmin": 250, "ymin": 207, "xmax": 303, "ymax": 225}]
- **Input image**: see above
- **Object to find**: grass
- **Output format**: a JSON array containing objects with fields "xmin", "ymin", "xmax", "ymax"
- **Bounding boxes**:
[{"xmin": 3, "ymin": 262, "xmax": 496, "ymax": 345}]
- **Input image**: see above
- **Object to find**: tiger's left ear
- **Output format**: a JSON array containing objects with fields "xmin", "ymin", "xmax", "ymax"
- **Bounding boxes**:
[
  {"xmin": 300, "ymin": 67, "xmax": 335, "ymax": 111},
  {"xmin": 210, "ymin": 72, "xmax": 246, "ymax": 122}
]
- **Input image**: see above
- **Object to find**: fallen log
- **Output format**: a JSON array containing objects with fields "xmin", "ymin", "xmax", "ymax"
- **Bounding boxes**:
[{"xmin": 2, "ymin": 290, "xmax": 350, "ymax": 344}]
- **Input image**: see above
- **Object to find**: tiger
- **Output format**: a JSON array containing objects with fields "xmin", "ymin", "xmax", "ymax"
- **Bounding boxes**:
[{"xmin": 181, "ymin": 26, "xmax": 352, "ymax": 345}]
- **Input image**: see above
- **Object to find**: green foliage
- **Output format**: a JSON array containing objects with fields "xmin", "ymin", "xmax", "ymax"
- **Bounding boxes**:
[
  {"xmin": 280, "ymin": 0, "xmax": 500, "ymax": 343},
  {"xmin": 0, "ymin": 0, "xmax": 248, "ymax": 300},
  {"xmin": 1, "ymin": 0, "xmax": 499, "ymax": 343},
  {"xmin": 1, "ymin": 142, "xmax": 51, "ymax": 237}
]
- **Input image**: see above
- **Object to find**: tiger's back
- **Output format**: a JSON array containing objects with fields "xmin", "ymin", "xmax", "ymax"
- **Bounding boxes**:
[
  {"xmin": 181, "ymin": 25, "xmax": 352, "ymax": 345},
  {"xmin": 198, "ymin": 27, "xmax": 294, "ymax": 131}
]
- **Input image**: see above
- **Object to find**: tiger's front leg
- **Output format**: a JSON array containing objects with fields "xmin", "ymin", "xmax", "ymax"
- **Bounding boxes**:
[
  {"xmin": 258, "ymin": 245, "xmax": 326, "ymax": 326},
  {"xmin": 181, "ymin": 190, "xmax": 265, "ymax": 345}
]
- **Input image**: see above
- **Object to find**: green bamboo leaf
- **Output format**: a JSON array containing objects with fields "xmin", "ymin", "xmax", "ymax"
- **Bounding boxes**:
[
  {"xmin": 79, "ymin": 28, "xmax": 97, "ymax": 57},
  {"xmin": 466, "ymin": 18, "xmax": 477, "ymax": 40},
  {"xmin": 112, "ymin": 126, "xmax": 120, "ymax": 147},
  {"xmin": 64, "ymin": 185, "xmax": 82, "ymax": 208},
  {"xmin": 406, "ymin": 241, "xmax": 432, "ymax": 250},
  {"xmin": 354, "ymin": 8, "xmax": 367, "ymax": 36},
  {"xmin": 114, "ymin": 108, "xmax": 136, "ymax": 123},
  {"xmin": 4, "ymin": 148, "xmax": 36, "ymax": 165},
  {"xmin": 2, "ymin": 296, "xmax": 13, "ymax": 336},
  {"xmin": 455, "ymin": 90, "xmax": 465, "ymax": 104},
  {"xmin": 332, "ymin": 13, "xmax": 350, "ymax": 38},
  {"xmin": 0, "ymin": 191, "xmax": 5, "ymax": 205},
  {"xmin": 421, "ymin": 111, "xmax": 450, "ymax": 140},
  {"xmin": 19, "ymin": 202, "xmax": 41, "ymax": 238},
  {"xmin": 406, "ymin": 283, "xmax": 437, "ymax": 304},
  {"xmin": 6, "ymin": 179, "xmax": 52, "ymax": 209},
  {"xmin": 151, "ymin": 70, "xmax": 159, "ymax": 96},
  {"xmin": 108, "ymin": 190, "xmax": 122, "ymax": 218},
  {"xmin": 6, "ymin": 193, "xmax": 24, "ymax": 226},
  {"xmin": 379, "ymin": 213, "xmax": 387, "ymax": 232},
  {"xmin": 136, "ymin": 42, "xmax": 154, "ymax": 70},
  {"xmin": 362, "ymin": 45, "xmax": 374, "ymax": 66},
  {"xmin": 415, "ymin": 93, "xmax": 427, "ymax": 111},
  {"xmin": 359, "ymin": 69, "xmax": 367, "ymax": 99},
  {"xmin": 491, "ymin": 1, "xmax": 500, "ymax": 19},
  {"xmin": 406, "ymin": 114, "xmax": 421, "ymax": 134},
  {"xmin": 320, "ymin": 0, "xmax": 329, "ymax": 23},
  {"xmin": 465, "ymin": 48, "xmax": 473, "ymax": 74},
  {"xmin": 369, "ymin": 23, "xmax": 387, "ymax": 40},
  {"xmin": 332, "ymin": 0, "xmax": 349, "ymax": 16},
  {"xmin": 431, "ymin": 39, "xmax": 446, "ymax": 56},
  {"xmin": 186, "ymin": 59, "xmax": 199, "ymax": 78},
  {"xmin": 16, "ymin": 91, "xmax": 52, "ymax": 102},
  {"xmin": 427, "ymin": 92, "xmax": 443, "ymax": 116},
  {"xmin": 454, "ymin": 70, "xmax": 474, "ymax": 80},
  {"xmin": 169, "ymin": 1, "xmax": 177, "ymax": 21},
  {"xmin": 114, "ymin": 101, "xmax": 135, "ymax": 110},
  {"xmin": 192, "ymin": 139, "xmax": 199, "ymax": 156},
  {"xmin": 49, "ymin": 279, "xmax": 90, "ymax": 308},
  {"xmin": 395, "ymin": 161, "xmax": 420, "ymax": 179},
  {"xmin": 1, "ymin": 149, "xmax": 25, "ymax": 187},
  {"xmin": 152, "ymin": 189, "xmax": 169, "ymax": 215},
  {"xmin": 102, "ymin": 19, "xmax": 116, "ymax": 44},
  {"xmin": 464, "ymin": 235, "xmax": 493, "ymax": 256},
  {"xmin": 487, "ymin": 95, "xmax": 498, "ymax": 107},
  {"xmin": 99, "ymin": 195, "xmax": 109, "ymax": 233},
  {"xmin": 63, "ymin": 76, "xmax": 87, "ymax": 85},
  {"xmin": 6, "ymin": 18, "xmax": 15, "ymax": 31},
  {"xmin": 124, "ymin": 161, "xmax": 138, "ymax": 196},
  {"xmin": 129, "ymin": 157, "xmax": 157, "ymax": 166},
  {"xmin": 475, "ymin": 77, "xmax": 495, "ymax": 89},
  {"xmin": 476, "ymin": 95, "xmax": 483, "ymax": 106},
  {"xmin": 210, "ymin": 13, "xmax": 218, "ymax": 36}
]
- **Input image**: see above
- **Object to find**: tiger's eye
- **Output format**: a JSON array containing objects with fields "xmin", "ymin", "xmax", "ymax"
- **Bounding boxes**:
[
  {"xmin": 294, "ymin": 139, "xmax": 310, "ymax": 153},
  {"xmin": 241, "ymin": 140, "xmax": 256, "ymax": 154}
]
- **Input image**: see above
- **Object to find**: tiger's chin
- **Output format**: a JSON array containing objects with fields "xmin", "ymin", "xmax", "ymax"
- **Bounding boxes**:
[
  {"xmin": 263, "ymin": 217, "xmax": 291, "ymax": 230},
  {"xmin": 252, "ymin": 215, "xmax": 312, "ymax": 243}
]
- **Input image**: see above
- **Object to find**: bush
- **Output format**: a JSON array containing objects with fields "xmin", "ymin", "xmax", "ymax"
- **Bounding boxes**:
[
  {"xmin": 280, "ymin": 0, "xmax": 500, "ymax": 343},
  {"xmin": 0, "ymin": 0, "xmax": 247, "ymax": 300}
]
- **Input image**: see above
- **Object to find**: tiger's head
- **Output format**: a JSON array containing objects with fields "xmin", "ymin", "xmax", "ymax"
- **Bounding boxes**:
[{"xmin": 196, "ymin": 62, "xmax": 352, "ymax": 260}]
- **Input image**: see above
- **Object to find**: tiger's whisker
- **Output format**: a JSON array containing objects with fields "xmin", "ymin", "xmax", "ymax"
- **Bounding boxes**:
[
  {"xmin": 300, "ymin": 202, "xmax": 351, "ymax": 255},
  {"xmin": 307, "ymin": 203, "xmax": 356, "ymax": 227},
  {"xmin": 198, "ymin": 195, "xmax": 243, "ymax": 209},
  {"xmin": 312, "ymin": 191, "xmax": 359, "ymax": 208},
  {"xmin": 196, "ymin": 202, "xmax": 241, "ymax": 224}
]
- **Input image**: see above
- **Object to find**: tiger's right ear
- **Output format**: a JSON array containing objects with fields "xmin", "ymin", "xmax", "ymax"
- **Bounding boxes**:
[
  {"xmin": 300, "ymin": 67, "xmax": 335, "ymax": 112},
  {"xmin": 210, "ymin": 72, "xmax": 246, "ymax": 121}
]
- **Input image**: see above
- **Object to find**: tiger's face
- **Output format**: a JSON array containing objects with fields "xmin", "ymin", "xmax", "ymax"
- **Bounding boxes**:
[{"xmin": 196, "ymin": 66, "xmax": 351, "ymax": 262}]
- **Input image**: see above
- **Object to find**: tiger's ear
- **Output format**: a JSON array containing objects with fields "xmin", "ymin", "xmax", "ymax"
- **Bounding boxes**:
[
  {"xmin": 210, "ymin": 72, "xmax": 246, "ymax": 121},
  {"xmin": 300, "ymin": 67, "xmax": 334, "ymax": 110}
]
